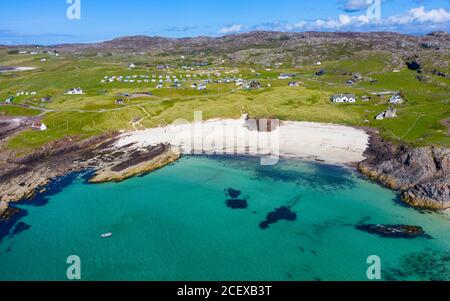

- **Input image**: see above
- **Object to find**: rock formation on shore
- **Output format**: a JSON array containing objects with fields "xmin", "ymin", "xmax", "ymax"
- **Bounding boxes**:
[
  {"xmin": 89, "ymin": 144, "xmax": 180, "ymax": 183},
  {"xmin": 358, "ymin": 134, "xmax": 450, "ymax": 210},
  {"xmin": 355, "ymin": 224, "xmax": 428, "ymax": 239},
  {"xmin": 0, "ymin": 131, "xmax": 180, "ymax": 215}
]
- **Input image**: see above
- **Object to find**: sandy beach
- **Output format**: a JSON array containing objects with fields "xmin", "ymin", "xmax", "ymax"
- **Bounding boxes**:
[{"xmin": 115, "ymin": 119, "xmax": 370, "ymax": 165}]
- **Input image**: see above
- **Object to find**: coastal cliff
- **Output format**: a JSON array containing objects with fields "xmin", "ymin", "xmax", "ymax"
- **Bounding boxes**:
[{"xmin": 358, "ymin": 134, "xmax": 450, "ymax": 210}]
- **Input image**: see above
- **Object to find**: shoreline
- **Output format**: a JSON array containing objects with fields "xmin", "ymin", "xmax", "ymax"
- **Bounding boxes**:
[
  {"xmin": 0, "ymin": 118, "xmax": 448, "ymax": 216},
  {"xmin": 114, "ymin": 119, "xmax": 370, "ymax": 166}
]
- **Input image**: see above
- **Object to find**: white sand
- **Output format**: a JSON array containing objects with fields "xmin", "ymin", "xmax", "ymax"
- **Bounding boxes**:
[{"xmin": 115, "ymin": 119, "xmax": 370, "ymax": 165}]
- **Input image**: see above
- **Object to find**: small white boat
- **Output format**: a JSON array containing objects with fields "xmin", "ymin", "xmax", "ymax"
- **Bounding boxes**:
[{"xmin": 101, "ymin": 232, "xmax": 112, "ymax": 238}]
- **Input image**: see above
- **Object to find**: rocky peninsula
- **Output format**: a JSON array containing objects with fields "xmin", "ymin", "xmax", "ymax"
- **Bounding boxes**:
[{"xmin": 89, "ymin": 144, "xmax": 180, "ymax": 183}]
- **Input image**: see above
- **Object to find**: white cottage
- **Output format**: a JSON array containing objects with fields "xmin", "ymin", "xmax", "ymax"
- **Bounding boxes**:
[
  {"xmin": 389, "ymin": 94, "xmax": 404, "ymax": 104},
  {"xmin": 332, "ymin": 94, "xmax": 356, "ymax": 103},
  {"xmin": 65, "ymin": 88, "xmax": 83, "ymax": 95}
]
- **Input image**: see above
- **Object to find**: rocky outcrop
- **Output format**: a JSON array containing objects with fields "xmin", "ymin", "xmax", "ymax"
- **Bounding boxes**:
[
  {"xmin": 402, "ymin": 176, "xmax": 450, "ymax": 210},
  {"xmin": 0, "ymin": 206, "xmax": 19, "ymax": 220},
  {"xmin": 356, "ymin": 224, "xmax": 429, "ymax": 239},
  {"xmin": 358, "ymin": 134, "xmax": 450, "ymax": 210},
  {"xmin": 0, "ymin": 201, "xmax": 7, "ymax": 214},
  {"xmin": 0, "ymin": 132, "xmax": 119, "ymax": 207},
  {"xmin": 0, "ymin": 131, "xmax": 181, "ymax": 215},
  {"xmin": 89, "ymin": 144, "xmax": 180, "ymax": 183}
]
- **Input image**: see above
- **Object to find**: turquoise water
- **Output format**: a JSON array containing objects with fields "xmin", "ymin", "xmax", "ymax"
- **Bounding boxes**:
[{"xmin": 0, "ymin": 156, "xmax": 449, "ymax": 281}]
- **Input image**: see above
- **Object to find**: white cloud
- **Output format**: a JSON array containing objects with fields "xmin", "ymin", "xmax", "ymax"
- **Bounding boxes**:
[
  {"xmin": 342, "ymin": 0, "xmax": 372, "ymax": 12},
  {"xmin": 219, "ymin": 24, "xmax": 244, "ymax": 34},
  {"xmin": 216, "ymin": 6, "xmax": 449, "ymax": 35},
  {"xmin": 292, "ymin": 14, "xmax": 355, "ymax": 30},
  {"xmin": 286, "ymin": 6, "xmax": 450, "ymax": 32},
  {"xmin": 387, "ymin": 7, "xmax": 450, "ymax": 25}
]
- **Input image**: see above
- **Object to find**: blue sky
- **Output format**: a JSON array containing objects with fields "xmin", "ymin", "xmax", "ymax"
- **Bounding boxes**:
[{"xmin": 0, "ymin": 0, "xmax": 449, "ymax": 45}]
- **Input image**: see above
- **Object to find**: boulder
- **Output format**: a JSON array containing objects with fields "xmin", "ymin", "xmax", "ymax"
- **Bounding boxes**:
[{"xmin": 402, "ymin": 176, "xmax": 450, "ymax": 210}]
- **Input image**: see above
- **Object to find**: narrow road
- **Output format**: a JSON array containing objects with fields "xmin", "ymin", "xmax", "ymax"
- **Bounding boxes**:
[{"xmin": 130, "ymin": 105, "xmax": 152, "ymax": 131}]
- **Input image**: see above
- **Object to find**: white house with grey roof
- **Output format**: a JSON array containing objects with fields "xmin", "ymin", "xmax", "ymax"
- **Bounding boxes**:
[
  {"xmin": 389, "ymin": 94, "xmax": 404, "ymax": 104},
  {"xmin": 331, "ymin": 94, "xmax": 356, "ymax": 103}
]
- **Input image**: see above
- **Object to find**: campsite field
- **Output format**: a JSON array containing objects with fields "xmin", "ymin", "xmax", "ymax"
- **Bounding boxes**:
[{"xmin": 1, "ymin": 48, "xmax": 449, "ymax": 150}]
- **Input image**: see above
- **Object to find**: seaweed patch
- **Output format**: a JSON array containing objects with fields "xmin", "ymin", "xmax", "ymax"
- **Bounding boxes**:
[
  {"xmin": 225, "ymin": 199, "xmax": 248, "ymax": 209},
  {"xmin": 0, "ymin": 208, "xmax": 28, "ymax": 243},
  {"xmin": 384, "ymin": 249, "xmax": 450, "ymax": 281},
  {"xmin": 254, "ymin": 162, "xmax": 355, "ymax": 191},
  {"xmin": 10, "ymin": 222, "xmax": 31, "ymax": 236},
  {"xmin": 259, "ymin": 207, "xmax": 297, "ymax": 229},
  {"xmin": 224, "ymin": 188, "xmax": 248, "ymax": 209},
  {"xmin": 225, "ymin": 188, "xmax": 241, "ymax": 199}
]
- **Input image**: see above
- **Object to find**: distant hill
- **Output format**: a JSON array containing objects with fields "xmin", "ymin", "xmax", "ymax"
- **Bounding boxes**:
[
  {"xmin": 1, "ymin": 31, "xmax": 449, "ymax": 72},
  {"xmin": 54, "ymin": 31, "xmax": 448, "ymax": 53}
]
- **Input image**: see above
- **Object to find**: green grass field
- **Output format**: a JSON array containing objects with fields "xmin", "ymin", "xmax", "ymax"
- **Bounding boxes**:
[{"xmin": 1, "ymin": 49, "xmax": 449, "ymax": 150}]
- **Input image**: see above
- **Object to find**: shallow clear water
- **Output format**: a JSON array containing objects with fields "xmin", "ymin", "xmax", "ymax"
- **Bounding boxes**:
[{"xmin": 0, "ymin": 156, "xmax": 449, "ymax": 281}]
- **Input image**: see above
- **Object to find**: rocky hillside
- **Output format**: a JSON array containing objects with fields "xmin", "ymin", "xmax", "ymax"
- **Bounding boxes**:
[
  {"xmin": 4, "ymin": 31, "xmax": 449, "ymax": 71},
  {"xmin": 52, "ymin": 31, "xmax": 450, "ymax": 54}
]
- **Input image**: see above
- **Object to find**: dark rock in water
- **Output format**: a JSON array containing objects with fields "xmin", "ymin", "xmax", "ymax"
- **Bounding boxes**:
[
  {"xmin": 225, "ymin": 188, "xmax": 241, "ymax": 199},
  {"xmin": 0, "ymin": 208, "xmax": 28, "ymax": 243},
  {"xmin": 224, "ymin": 188, "xmax": 248, "ymax": 209},
  {"xmin": 225, "ymin": 199, "xmax": 248, "ymax": 209},
  {"xmin": 356, "ymin": 224, "xmax": 429, "ymax": 239},
  {"xmin": 259, "ymin": 207, "xmax": 297, "ymax": 229},
  {"xmin": 0, "ymin": 207, "xmax": 20, "ymax": 221},
  {"xmin": 11, "ymin": 222, "xmax": 31, "ymax": 236}
]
